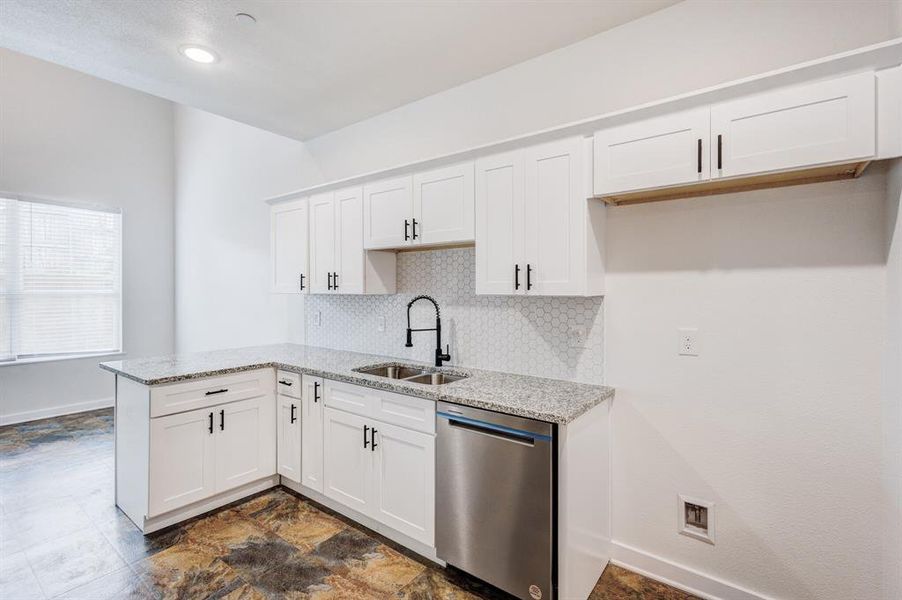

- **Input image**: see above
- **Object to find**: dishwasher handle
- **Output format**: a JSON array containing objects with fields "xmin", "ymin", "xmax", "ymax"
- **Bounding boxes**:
[{"xmin": 437, "ymin": 411, "xmax": 551, "ymax": 446}]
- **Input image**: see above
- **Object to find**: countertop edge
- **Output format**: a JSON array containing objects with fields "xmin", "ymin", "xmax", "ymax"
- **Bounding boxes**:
[{"xmin": 99, "ymin": 357, "xmax": 614, "ymax": 425}]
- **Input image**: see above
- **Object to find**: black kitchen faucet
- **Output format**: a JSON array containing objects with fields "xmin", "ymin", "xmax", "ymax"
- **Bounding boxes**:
[{"xmin": 405, "ymin": 295, "xmax": 451, "ymax": 367}]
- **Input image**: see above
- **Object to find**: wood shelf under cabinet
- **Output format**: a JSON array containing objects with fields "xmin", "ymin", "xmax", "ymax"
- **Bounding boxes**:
[{"xmin": 599, "ymin": 160, "xmax": 871, "ymax": 207}]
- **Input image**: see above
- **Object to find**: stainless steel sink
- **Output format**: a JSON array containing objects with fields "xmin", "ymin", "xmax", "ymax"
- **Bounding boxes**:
[
  {"xmin": 405, "ymin": 372, "xmax": 467, "ymax": 385},
  {"xmin": 355, "ymin": 364, "xmax": 424, "ymax": 379},
  {"xmin": 353, "ymin": 363, "xmax": 469, "ymax": 385}
]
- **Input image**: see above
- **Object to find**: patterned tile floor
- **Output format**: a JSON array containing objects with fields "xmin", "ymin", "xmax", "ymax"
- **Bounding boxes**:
[{"xmin": 0, "ymin": 409, "xmax": 698, "ymax": 599}]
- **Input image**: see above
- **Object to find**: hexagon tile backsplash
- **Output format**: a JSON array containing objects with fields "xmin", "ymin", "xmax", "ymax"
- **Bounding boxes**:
[{"xmin": 305, "ymin": 247, "xmax": 604, "ymax": 384}]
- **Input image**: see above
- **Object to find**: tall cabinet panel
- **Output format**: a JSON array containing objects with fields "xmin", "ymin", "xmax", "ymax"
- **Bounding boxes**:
[
  {"xmin": 308, "ymin": 192, "xmax": 336, "ymax": 294},
  {"xmin": 475, "ymin": 151, "xmax": 524, "ymax": 295},
  {"xmin": 301, "ymin": 376, "xmax": 325, "ymax": 493},
  {"xmin": 523, "ymin": 137, "xmax": 585, "ymax": 296},
  {"xmin": 270, "ymin": 198, "xmax": 309, "ymax": 294},
  {"xmin": 334, "ymin": 186, "xmax": 365, "ymax": 294}
]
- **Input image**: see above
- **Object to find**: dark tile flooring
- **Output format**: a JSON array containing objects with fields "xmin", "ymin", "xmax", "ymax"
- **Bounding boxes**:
[{"xmin": 0, "ymin": 409, "xmax": 698, "ymax": 599}]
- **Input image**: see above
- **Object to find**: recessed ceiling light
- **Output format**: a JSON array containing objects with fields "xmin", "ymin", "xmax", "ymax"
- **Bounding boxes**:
[
  {"xmin": 235, "ymin": 12, "xmax": 257, "ymax": 25},
  {"xmin": 179, "ymin": 45, "xmax": 218, "ymax": 64}
]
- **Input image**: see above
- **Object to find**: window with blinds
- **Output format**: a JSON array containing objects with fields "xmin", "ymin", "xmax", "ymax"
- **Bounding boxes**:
[{"xmin": 0, "ymin": 197, "xmax": 122, "ymax": 363}]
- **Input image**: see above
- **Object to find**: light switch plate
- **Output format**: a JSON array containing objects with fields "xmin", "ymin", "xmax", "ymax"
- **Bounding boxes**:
[
  {"xmin": 678, "ymin": 328, "xmax": 699, "ymax": 356},
  {"xmin": 377, "ymin": 316, "xmax": 385, "ymax": 332}
]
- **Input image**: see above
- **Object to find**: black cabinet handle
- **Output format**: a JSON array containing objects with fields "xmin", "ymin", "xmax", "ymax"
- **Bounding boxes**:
[
  {"xmin": 278, "ymin": 379, "xmax": 293, "ymax": 387},
  {"xmin": 219, "ymin": 409, "xmax": 225, "ymax": 431},
  {"xmin": 205, "ymin": 388, "xmax": 228, "ymax": 396},
  {"xmin": 208, "ymin": 412, "xmax": 213, "ymax": 434},
  {"xmin": 364, "ymin": 424, "xmax": 369, "ymax": 448},
  {"xmin": 370, "ymin": 427, "xmax": 378, "ymax": 451},
  {"xmin": 290, "ymin": 404, "xmax": 297, "ymax": 424},
  {"xmin": 327, "ymin": 272, "xmax": 333, "ymax": 290},
  {"xmin": 697, "ymin": 138, "xmax": 702, "ymax": 174},
  {"xmin": 313, "ymin": 381, "xmax": 320, "ymax": 403},
  {"xmin": 404, "ymin": 219, "xmax": 410, "ymax": 241},
  {"xmin": 717, "ymin": 134, "xmax": 722, "ymax": 170},
  {"xmin": 526, "ymin": 264, "xmax": 533, "ymax": 290},
  {"xmin": 333, "ymin": 272, "xmax": 339, "ymax": 290},
  {"xmin": 299, "ymin": 273, "xmax": 305, "ymax": 291},
  {"xmin": 412, "ymin": 219, "xmax": 418, "ymax": 240},
  {"xmin": 514, "ymin": 264, "xmax": 520, "ymax": 290}
]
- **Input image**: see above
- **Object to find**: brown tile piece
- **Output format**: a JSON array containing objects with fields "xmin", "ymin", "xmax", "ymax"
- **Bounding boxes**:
[
  {"xmin": 588, "ymin": 564, "xmax": 701, "ymax": 600},
  {"xmin": 236, "ymin": 490, "xmax": 347, "ymax": 553},
  {"xmin": 96, "ymin": 512, "xmax": 188, "ymax": 564},
  {"xmin": 131, "ymin": 542, "xmax": 249, "ymax": 600}
]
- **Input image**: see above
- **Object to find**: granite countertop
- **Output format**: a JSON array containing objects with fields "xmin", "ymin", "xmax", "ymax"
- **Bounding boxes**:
[{"xmin": 99, "ymin": 343, "xmax": 613, "ymax": 424}]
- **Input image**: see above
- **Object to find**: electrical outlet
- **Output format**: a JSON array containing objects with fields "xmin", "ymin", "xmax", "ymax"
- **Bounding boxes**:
[
  {"xmin": 313, "ymin": 311, "xmax": 322, "ymax": 327},
  {"xmin": 678, "ymin": 328, "xmax": 699, "ymax": 356},
  {"xmin": 678, "ymin": 495, "xmax": 715, "ymax": 544},
  {"xmin": 569, "ymin": 326, "xmax": 586, "ymax": 348},
  {"xmin": 377, "ymin": 316, "xmax": 385, "ymax": 332}
]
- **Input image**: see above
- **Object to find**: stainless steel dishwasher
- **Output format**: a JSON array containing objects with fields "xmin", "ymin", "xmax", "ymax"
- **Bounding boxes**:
[{"xmin": 436, "ymin": 401, "xmax": 555, "ymax": 600}]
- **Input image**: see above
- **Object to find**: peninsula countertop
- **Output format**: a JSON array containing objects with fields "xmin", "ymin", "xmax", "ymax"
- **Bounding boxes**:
[{"xmin": 99, "ymin": 343, "xmax": 613, "ymax": 424}]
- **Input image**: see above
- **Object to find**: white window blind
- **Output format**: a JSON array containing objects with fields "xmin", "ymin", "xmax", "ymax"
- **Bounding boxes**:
[{"xmin": 0, "ymin": 197, "xmax": 122, "ymax": 363}]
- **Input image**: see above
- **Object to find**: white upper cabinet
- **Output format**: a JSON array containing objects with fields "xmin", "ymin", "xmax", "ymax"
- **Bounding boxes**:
[
  {"xmin": 270, "ymin": 198, "xmax": 309, "ymax": 294},
  {"xmin": 593, "ymin": 109, "xmax": 710, "ymax": 195},
  {"xmin": 476, "ymin": 138, "xmax": 605, "ymax": 297},
  {"xmin": 364, "ymin": 164, "xmax": 476, "ymax": 250},
  {"xmin": 412, "ymin": 162, "xmax": 475, "ymax": 246},
  {"xmin": 711, "ymin": 72, "xmax": 875, "ymax": 179},
  {"xmin": 308, "ymin": 192, "xmax": 336, "ymax": 294},
  {"xmin": 364, "ymin": 176, "xmax": 414, "ymax": 249},
  {"xmin": 309, "ymin": 187, "xmax": 396, "ymax": 295},
  {"xmin": 523, "ymin": 137, "xmax": 586, "ymax": 296},
  {"xmin": 475, "ymin": 151, "xmax": 524, "ymax": 295}
]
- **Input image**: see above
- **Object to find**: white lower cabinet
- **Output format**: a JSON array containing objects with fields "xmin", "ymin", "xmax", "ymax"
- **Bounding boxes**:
[
  {"xmin": 323, "ymin": 407, "xmax": 372, "ymax": 513},
  {"xmin": 148, "ymin": 394, "xmax": 275, "ymax": 518},
  {"xmin": 148, "ymin": 407, "xmax": 217, "ymax": 518},
  {"xmin": 319, "ymin": 381, "xmax": 436, "ymax": 546},
  {"xmin": 277, "ymin": 395, "xmax": 302, "ymax": 483},
  {"xmin": 301, "ymin": 375, "xmax": 325, "ymax": 492},
  {"xmin": 371, "ymin": 420, "xmax": 435, "ymax": 545}
]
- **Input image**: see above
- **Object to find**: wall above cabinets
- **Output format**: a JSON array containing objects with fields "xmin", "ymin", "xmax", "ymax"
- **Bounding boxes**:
[{"xmin": 269, "ymin": 39, "xmax": 902, "ymax": 297}]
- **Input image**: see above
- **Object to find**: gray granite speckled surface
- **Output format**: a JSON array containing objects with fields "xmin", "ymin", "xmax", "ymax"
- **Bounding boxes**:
[{"xmin": 99, "ymin": 344, "xmax": 613, "ymax": 424}]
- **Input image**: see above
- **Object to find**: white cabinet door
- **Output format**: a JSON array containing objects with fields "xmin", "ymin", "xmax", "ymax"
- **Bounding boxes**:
[
  {"xmin": 711, "ymin": 72, "xmax": 875, "ymax": 178},
  {"xmin": 214, "ymin": 396, "xmax": 275, "ymax": 493},
  {"xmin": 475, "ymin": 150, "xmax": 525, "ymax": 295},
  {"xmin": 363, "ymin": 175, "xmax": 413, "ymax": 249},
  {"xmin": 523, "ymin": 137, "xmax": 585, "ymax": 296},
  {"xmin": 413, "ymin": 162, "xmax": 475, "ymax": 246},
  {"xmin": 322, "ymin": 407, "xmax": 372, "ymax": 514},
  {"xmin": 148, "ymin": 407, "xmax": 216, "ymax": 517},
  {"xmin": 334, "ymin": 186, "xmax": 364, "ymax": 294},
  {"xmin": 277, "ymin": 395, "xmax": 302, "ymax": 483},
  {"xmin": 270, "ymin": 198, "xmax": 309, "ymax": 294},
  {"xmin": 371, "ymin": 421, "xmax": 435, "ymax": 546},
  {"xmin": 308, "ymin": 192, "xmax": 336, "ymax": 294},
  {"xmin": 301, "ymin": 376, "xmax": 324, "ymax": 492},
  {"xmin": 593, "ymin": 108, "xmax": 710, "ymax": 195}
]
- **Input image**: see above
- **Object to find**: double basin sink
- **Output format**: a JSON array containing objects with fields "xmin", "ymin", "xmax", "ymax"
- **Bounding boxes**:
[{"xmin": 353, "ymin": 363, "xmax": 468, "ymax": 386}]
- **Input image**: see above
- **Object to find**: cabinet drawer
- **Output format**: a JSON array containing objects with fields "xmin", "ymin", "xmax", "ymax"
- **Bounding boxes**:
[
  {"xmin": 372, "ymin": 389, "xmax": 435, "ymax": 434},
  {"xmin": 277, "ymin": 370, "xmax": 301, "ymax": 398},
  {"xmin": 150, "ymin": 369, "xmax": 274, "ymax": 418},
  {"xmin": 324, "ymin": 379, "xmax": 375, "ymax": 417}
]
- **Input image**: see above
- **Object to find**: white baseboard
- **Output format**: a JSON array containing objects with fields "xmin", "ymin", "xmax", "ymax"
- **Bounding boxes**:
[
  {"xmin": 611, "ymin": 541, "xmax": 776, "ymax": 600},
  {"xmin": 0, "ymin": 397, "xmax": 114, "ymax": 426}
]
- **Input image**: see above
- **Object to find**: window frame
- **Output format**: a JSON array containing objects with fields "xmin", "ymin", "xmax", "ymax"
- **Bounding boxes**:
[{"xmin": 0, "ymin": 193, "xmax": 124, "ymax": 366}]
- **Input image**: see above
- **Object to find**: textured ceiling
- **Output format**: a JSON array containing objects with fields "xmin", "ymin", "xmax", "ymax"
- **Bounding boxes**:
[{"xmin": 0, "ymin": 0, "xmax": 678, "ymax": 140}]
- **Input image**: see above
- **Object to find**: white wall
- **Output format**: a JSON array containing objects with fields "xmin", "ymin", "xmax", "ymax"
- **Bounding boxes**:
[
  {"xmin": 173, "ymin": 106, "xmax": 320, "ymax": 353},
  {"xmin": 306, "ymin": 0, "xmax": 898, "ymax": 180},
  {"xmin": 0, "ymin": 49, "xmax": 175, "ymax": 423},
  {"xmin": 300, "ymin": 1, "xmax": 899, "ymax": 598}
]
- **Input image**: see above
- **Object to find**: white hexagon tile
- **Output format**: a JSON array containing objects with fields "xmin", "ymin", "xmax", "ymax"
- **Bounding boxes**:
[{"xmin": 305, "ymin": 247, "xmax": 604, "ymax": 384}]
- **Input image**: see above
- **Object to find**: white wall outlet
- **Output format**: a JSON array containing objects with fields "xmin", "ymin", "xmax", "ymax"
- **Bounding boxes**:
[
  {"xmin": 678, "ymin": 328, "xmax": 699, "ymax": 356},
  {"xmin": 678, "ymin": 494, "xmax": 715, "ymax": 544},
  {"xmin": 569, "ymin": 326, "xmax": 586, "ymax": 348},
  {"xmin": 314, "ymin": 311, "xmax": 322, "ymax": 327},
  {"xmin": 377, "ymin": 316, "xmax": 385, "ymax": 332}
]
